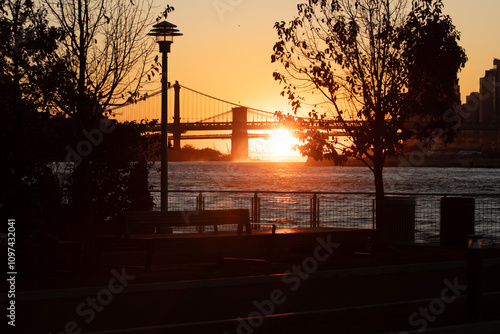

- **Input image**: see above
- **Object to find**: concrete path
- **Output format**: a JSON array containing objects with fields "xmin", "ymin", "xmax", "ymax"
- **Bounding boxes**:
[{"xmin": 7, "ymin": 259, "xmax": 500, "ymax": 334}]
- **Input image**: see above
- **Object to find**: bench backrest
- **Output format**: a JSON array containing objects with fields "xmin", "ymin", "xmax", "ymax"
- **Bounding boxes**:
[{"xmin": 121, "ymin": 209, "xmax": 251, "ymax": 237}]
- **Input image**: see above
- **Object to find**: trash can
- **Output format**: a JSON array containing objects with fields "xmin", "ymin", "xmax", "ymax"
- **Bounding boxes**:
[
  {"xmin": 380, "ymin": 196, "xmax": 416, "ymax": 244},
  {"xmin": 440, "ymin": 197, "xmax": 475, "ymax": 247}
]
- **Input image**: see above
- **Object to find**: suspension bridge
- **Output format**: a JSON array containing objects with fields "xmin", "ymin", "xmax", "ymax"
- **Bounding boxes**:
[
  {"xmin": 109, "ymin": 81, "xmax": 499, "ymax": 160},
  {"xmin": 110, "ymin": 81, "xmax": 352, "ymax": 160}
]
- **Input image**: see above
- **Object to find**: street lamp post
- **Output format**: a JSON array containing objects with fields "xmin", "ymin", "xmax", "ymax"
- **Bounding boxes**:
[
  {"xmin": 467, "ymin": 235, "xmax": 483, "ymax": 321},
  {"xmin": 148, "ymin": 21, "xmax": 182, "ymax": 212}
]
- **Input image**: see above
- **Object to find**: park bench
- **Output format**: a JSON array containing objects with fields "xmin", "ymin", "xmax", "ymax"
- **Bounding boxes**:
[
  {"xmin": 98, "ymin": 209, "xmax": 275, "ymax": 270},
  {"xmin": 119, "ymin": 209, "xmax": 252, "ymax": 237}
]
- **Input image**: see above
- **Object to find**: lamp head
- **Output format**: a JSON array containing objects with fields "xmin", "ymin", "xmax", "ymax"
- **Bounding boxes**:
[
  {"xmin": 467, "ymin": 235, "xmax": 483, "ymax": 249},
  {"xmin": 148, "ymin": 21, "xmax": 183, "ymax": 50}
]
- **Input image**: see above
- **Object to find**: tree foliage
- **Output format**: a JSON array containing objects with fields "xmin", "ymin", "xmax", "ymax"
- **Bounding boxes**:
[
  {"xmin": 0, "ymin": 0, "xmax": 68, "ymax": 186},
  {"xmin": 272, "ymin": 0, "xmax": 466, "ymax": 198},
  {"xmin": 64, "ymin": 121, "xmax": 156, "ymax": 224}
]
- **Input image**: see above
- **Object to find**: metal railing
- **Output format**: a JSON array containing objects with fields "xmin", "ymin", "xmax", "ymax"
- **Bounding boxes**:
[{"xmin": 150, "ymin": 190, "xmax": 500, "ymax": 246}]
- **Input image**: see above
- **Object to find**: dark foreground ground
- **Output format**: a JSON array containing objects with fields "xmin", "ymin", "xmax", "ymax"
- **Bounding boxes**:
[{"xmin": 5, "ymin": 244, "xmax": 500, "ymax": 334}]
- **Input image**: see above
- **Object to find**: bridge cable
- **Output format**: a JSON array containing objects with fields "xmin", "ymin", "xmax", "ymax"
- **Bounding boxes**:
[{"xmin": 180, "ymin": 85, "xmax": 278, "ymax": 117}]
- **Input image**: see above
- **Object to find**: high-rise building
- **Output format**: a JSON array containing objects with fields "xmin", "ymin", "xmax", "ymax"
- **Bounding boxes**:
[
  {"xmin": 478, "ymin": 59, "xmax": 500, "ymax": 122},
  {"xmin": 456, "ymin": 59, "xmax": 500, "ymax": 150}
]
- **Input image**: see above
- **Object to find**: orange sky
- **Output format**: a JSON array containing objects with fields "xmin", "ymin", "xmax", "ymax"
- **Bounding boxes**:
[
  {"xmin": 147, "ymin": 0, "xmax": 500, "ymax": 157},
  {"xmin": 154, "ymin": 0, "xmax": 499, "ymax": 107}
]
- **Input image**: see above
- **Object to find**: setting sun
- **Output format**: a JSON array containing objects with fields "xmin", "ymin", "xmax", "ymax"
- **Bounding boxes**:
[
  {"xmin": 249, "ymin": 129, "xmax": 304, "ymax": 161},
  {"xmin": 269, "ymin": 129, "xmax": 298, "ymax": 155}
]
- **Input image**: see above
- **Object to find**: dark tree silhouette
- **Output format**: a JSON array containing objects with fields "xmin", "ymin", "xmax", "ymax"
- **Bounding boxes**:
[
  {"xmin": 42, "ymin": 0, "xmax": 158, "ymax": 269},
  {"xmin": 1, "ymin": 1, "xmax": 169, "ymax": 272},
  {"xmin": 0, "ymin": 0, "xmax": 68, "ymax": 191},
  {"xmin": 40, "ymin": 0, "xmax": 171, "ymax": 269},
  {"xmin": 271, "ymin": 0, "xmax": 467, "ymax": 229}
]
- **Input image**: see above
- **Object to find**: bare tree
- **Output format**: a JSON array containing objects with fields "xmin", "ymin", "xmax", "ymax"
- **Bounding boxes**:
[
  {"xmin": 272, "ymin": 0, "xmax": 466, "ymax": 230},
  {"xmin": 44, "ymin": 0, "xmax": 158, "ymax": 268},
  {"xmin": 45, "ymin": 0, "xmax": 155, "ymax": 121}
]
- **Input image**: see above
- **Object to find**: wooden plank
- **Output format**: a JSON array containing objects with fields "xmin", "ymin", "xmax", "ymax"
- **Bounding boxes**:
[{"xmin": 120, "ymin": 209, "xmax": 251, "ymax": 237}]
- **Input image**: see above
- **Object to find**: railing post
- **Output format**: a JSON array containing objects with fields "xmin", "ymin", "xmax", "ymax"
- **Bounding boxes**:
[
  {"xmin": 310, "ymin": 196, "xmax": 313, "ymax": 228},
  {"xmin": 196, "ymin": 192, "xmax": 204, "ymax": 232},
  {"xmin": 196, "ymin": 192, "xmax": 203, "ymax": 210},
  {"xmin": 258, "ymin": 196, "xmax": 261, "ymax": 226},
  {"xmin": 316, "ymin": 194, "xmax": 320, "ymax": 227},
  {"xmin": 253, "ymin": 192, "xmax": 260, "ymax": 230},
  {"xmin": 251, "ymin": 196, "xmax": 254, "ymax": 227},
  {"xmin": 311, "ymin": 193, "xmax": 318, "ymax": 228},
  {"xmin": 467, "ymin": 235, "xmax": 483, "ymax": 322},
  {"xmin": 372, "ymin": 198, "xmax": 376, "ymax": 229},
  {"xmin": 310, "ymin": 195, "xmax": 314, "ymax": 228}
]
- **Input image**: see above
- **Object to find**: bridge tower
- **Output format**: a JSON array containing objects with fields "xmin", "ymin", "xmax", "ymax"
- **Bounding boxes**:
[
  {"xmin": 231, "ymin": 107, "xmax": 248, "ymax": 161},
  {"xmin": 172, "ymin": 81, "xmax": 182, "ymax": 151}
]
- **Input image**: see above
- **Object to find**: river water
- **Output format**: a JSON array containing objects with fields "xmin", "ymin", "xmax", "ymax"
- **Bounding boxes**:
[
  {"xmin": 148, "ymin": 162, "xmax": 499, "ymax": 244},
  {"xmin": 150, "ymin": 162, "xmax": 500, "ymax": 194}
]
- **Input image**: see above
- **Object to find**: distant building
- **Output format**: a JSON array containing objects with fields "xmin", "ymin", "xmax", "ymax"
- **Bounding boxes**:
[
  {"xmin": 454, "ymin": 59, "xmax": 500, "ymax": 151},
  {"xmin": 479, "ymin": 59, "xmax": 500, "ymax": 122}
]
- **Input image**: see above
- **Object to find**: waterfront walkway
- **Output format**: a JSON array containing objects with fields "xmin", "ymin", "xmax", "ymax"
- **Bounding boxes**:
[
  {"xmin": 97, "ymin": 226, "xmax": 375, "ymax": 269},
  {"xmin": 10, "ymin": 245, "xmax": 500, "ymax": 333}
]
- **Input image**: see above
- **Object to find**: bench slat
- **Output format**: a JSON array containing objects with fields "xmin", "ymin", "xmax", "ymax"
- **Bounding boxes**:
[{"xmin": 120, "ymin": 209, "xmax": 251, "ymax": 237}]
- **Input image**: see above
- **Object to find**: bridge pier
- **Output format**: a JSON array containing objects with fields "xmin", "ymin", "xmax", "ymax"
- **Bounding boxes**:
[
  {"xmin": 231, "ymin": 107, "xmax": 248, "ymax": 161},
  {"xmin": 172, "ymin": 81, "xmax": 182, "ymax": 151}
]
